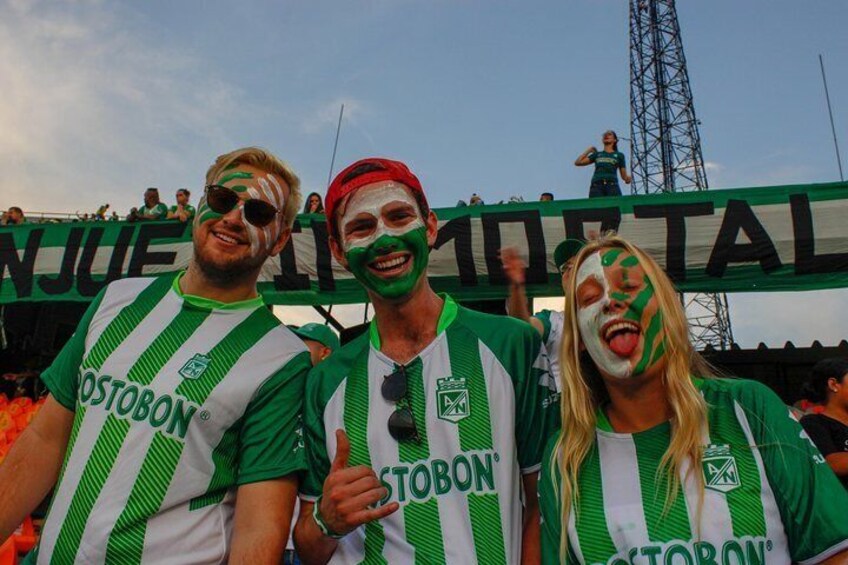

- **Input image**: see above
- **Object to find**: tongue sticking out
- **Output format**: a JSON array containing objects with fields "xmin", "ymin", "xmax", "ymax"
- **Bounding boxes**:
[{"xmin": 609, "ymin": 331, "xmax": 639, "ymax": 357}]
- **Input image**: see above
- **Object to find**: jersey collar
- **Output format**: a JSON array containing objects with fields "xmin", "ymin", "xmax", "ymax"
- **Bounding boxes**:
[
  {"xmin": 369, "ymin": 293, "xmax": 458, "ymax": 350},
  {"xmin": 172, "ymin": 272, "xmax": 264, "ymax": 311}
]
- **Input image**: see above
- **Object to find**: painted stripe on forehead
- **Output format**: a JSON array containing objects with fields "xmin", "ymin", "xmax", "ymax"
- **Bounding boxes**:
[
  {"xmin": 265, "ymin": 175, "xmax": 286, "ymax": 209},
  {"xmin": 218, "ymin": 171, "xmax": 253, "ymax": 185},
  {"xmin": 258, "ymin": 177, "xmax": 277, "ymax": 209},
  {"xmin": 244, "ymin": 187, "xmax": 265, "ymax": 255},
  {"xmin": 620, "ymin": 255, "xmax": 639, "ymax": 268},
  {"xmin": 601, "ymin": 248, "xmax": 624, "ymax": 267},
  {"xmin": 341, "ymin": 181, "xmax": 424, "ymax": 252},
  {"xmin": 576, "ymin": 250, "xmax": 605, "ymax": 286}
]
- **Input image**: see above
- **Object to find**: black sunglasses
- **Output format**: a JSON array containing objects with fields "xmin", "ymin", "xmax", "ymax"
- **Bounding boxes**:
[
  {"xmin": 204, "ymin": 184, "xmax": 281, "ymax": 228},
  {"xmin": 382, "ymin": 365, "xmax": 420, "ymax": 443}
]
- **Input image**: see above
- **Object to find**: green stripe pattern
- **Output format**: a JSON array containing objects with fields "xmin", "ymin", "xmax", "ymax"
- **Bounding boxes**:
[
  {"xmin": 104, "ymin": 308, "xmax": 278, "ymax": 564},
  {"xmin": 446, "ymin": 325, "xmax": 507, "ymax": 565},
  {"xmin": 397, "ymin": 358, "xmax": 446, "ymax": 565},
  {"xmin": 189, "ymin": 421, "xmax": 242, "ymax": 510},
  {"xmin": 344, "ymin": 355, "xmax": 387, "ymax": 564},
  {"xmin": 51, "ymin": 277, "xmax": 174, "ymax": 562},
  {"xmin": 707, "ymin": 400, "xmax": 767, "ymax": 538},
  {"xmin": 631, "ymin": 426, "xmax": 692, "ymax": 542},
  {"xmin": 573, "ymin": 443, "xmax": 617, "ymax": 562}
]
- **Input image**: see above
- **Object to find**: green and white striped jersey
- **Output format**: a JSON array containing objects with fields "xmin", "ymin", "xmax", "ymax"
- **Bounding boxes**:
[
  {"xmin": 534, "ymin": 309, "xmax": 564, "ymax": 384},
  {"xmin": 33, "ymin": 273, "xmax": 309, "ymax": 564},
  {"xmin": 301, "ymin": 295, "xmax": 560, "ymax": 564},
  {"xmin": 539, "ymin": 378, "xmax": 848, "ymax": 565}
]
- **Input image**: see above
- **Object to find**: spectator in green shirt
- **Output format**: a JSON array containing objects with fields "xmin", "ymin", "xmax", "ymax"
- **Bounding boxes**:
[
  {"xmin": 167, "ymin": 188, "xmax": 196, "ymax": 222},
  {"xmin": 128, "ymin": 187, "xmax": 168, "ymax": 221},
  {"xmin": 575, "ymin": 130, "xmax": 632, "ymax": 198}
]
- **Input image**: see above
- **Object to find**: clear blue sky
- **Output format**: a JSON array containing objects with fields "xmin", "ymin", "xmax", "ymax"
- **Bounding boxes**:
[{"xmin": 1, "ymin": 0, "xmax": 846, "ymax": 345}]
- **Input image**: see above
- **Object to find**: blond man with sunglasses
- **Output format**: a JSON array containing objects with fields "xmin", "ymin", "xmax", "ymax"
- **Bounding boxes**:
[
  {"xmin": 294, "ymin": 158, "xmax": 559, "ymax": 565},
  {"xmin": 0, "ymin": 147, "xmax": 310, "ymax": 564}
]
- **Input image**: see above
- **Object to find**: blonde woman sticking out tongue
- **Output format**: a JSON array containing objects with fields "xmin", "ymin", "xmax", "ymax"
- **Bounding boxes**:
[{"xmin": 539, "ymin": 234, "xmax": 848, "ymax": 565}]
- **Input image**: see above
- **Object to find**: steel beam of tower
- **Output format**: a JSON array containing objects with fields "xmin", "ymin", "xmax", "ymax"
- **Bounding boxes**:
[{"xmin": 629, "ymin": 0, "xmax": 734, "ymax": 349}]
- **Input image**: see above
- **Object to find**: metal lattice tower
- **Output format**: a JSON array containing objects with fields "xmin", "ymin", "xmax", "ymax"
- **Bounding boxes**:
[{"xmin": 629, "ymin": 0, "xmax": 734, "ymax": 349}]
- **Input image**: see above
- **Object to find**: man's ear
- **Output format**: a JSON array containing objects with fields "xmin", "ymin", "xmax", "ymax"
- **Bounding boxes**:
[
  {"xmin": 425, "ymin": 210, "xmax": 439, "ymax": 247},
  {"xmin": 270, "ymin": 226, "xmax": 292, "ymax": 257},
  {"xmin": 329, "ymin": 235, "xmax": 348, "ymax": 268}
]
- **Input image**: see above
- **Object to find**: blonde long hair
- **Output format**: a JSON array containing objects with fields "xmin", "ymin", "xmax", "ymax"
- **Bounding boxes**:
[{"xmin": 554, "ymin": 234, "xmax": 716, "ymax": 560}]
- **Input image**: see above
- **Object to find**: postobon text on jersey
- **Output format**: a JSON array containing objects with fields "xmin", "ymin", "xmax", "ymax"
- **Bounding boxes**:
[
  {"xmin": 77, "ymin": 370, "xmax": 199, "ymax": 440},
  {"xmin": 379, "ymin": 451, "xmax": 500, "ymax": 504}
]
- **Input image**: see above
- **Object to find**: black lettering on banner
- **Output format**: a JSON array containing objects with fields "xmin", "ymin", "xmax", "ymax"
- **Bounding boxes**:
[
  {"xmin": 791, "ymin": 193, "xmax": 848, "ymax": 275},
  {"xmin": 0, "ymin": 229, "xmax": 43, "ymax": 298},
  {"xmin": 434, "ymin": 215, "xmax": 477, "ymax": 287},
  {"xmin": 37, "ymin": 227, "xmax": 85, "ymax": 295},
  {"xmin": 633, "ymin": 203, "xmax": 714, "ymax": 282},
  {"xmin": 706, "ymin": 199, "xmax": 782, "ymax": 278},
  {"xmin": 77, "ymin": 226, "xmax": 135, "ymax": 296},
  {"xmin": 275, "ymin": 219, "xmax": 310, "ymax": 291},
  {"xmin": 481, "ymin": 211, "xmax": 546, "ymax": 285},
  {"xmin": 128, "ymin": 223, "xmax": 186, "ymax": 277},
  {"xmin": 562, "ymin": 206, "xmax": 622, "ymax": 240},
  {"xmin": 311, "ymin": 220, "xmax": 336, "ymax": 291}
]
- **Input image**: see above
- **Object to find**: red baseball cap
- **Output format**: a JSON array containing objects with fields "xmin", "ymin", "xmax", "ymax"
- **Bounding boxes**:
[{"xmin": 324, "ymin": 157, "xmax": 427, "ymax": 235}]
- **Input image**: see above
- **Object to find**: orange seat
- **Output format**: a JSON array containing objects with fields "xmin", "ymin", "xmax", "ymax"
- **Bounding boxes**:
[
  {"xmin": 0, "ymin": 516, "xmax": 37, "ymax": 565},
  {"xmin": 0, "ymin": 537, "xmax": 16, "ymax": 565}
]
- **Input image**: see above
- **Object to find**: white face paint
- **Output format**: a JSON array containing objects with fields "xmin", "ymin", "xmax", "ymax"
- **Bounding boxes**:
[
  {"xmin": 575, "ymin": 251, "xmax": 632, "ymax": 379},
  {"xmin": 339, "ymin": 181, "xmax": 424, "ymax": 252},
  {"xmin": 243, "ymin": 173, "xmax": 286, "ymax": 257}
]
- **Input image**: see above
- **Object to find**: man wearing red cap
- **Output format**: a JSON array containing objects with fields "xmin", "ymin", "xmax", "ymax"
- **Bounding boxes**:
[{"xmin": 294, "ymin": 158, "xmax": 559, "ymax": 564}]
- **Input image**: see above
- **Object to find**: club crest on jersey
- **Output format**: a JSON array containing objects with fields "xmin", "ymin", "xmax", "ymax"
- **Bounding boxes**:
[
  {"xmin": 179, "ymin": 354, "xmax": 211, "ymax": 380},
  {"xmin": 702, "ymin": 444, "xmax": 741, "ymax": 493},
  {"xmin": 436, "ymin": 376, "xmax": 470, "ymax": 423}
]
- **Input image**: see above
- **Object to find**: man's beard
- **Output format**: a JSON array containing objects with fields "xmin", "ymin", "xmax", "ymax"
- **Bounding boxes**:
[{"xmin": 192, "ymin": 246, "xmax": 266, "ymax": 286}]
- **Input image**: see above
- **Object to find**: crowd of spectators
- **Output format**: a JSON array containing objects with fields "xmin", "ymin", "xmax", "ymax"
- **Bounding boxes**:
[{"xmin": 5, "ymin": 129, "xmax": 632, "ymax": 226}]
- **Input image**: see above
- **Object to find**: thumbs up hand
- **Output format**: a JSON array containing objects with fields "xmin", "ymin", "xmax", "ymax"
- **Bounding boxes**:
[{"xmin": 317, "ymin": 429, "xmax": 399, "ymax": 537}]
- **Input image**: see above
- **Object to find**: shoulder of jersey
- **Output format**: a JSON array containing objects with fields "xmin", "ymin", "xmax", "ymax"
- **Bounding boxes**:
[
  {"xmin": 109, "ymin": 275, "xmax": 163, "ymax": 291},
  {"xmin": 698, "ymin": 376, "xmax": 779, "ymax": 408},
  {"xmin": 455, "ymin": 305, "xmax": 538, "ymax": 343}
]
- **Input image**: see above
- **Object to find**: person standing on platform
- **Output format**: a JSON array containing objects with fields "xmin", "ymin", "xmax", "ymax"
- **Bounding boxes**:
[
  {"xmin": 574, "ymin": 130, "xmax": 631, "ymax": 197},
  {"xmin": 0, "ymin": 147, "xmax": 309, "ymax": 564},
  {"xmin": 501, "ymin": 239, "xmax": 585, "ymax": 385},
  {"xmin": 294, "ymin": 157, "xmax": 559, "ymax": 564},
  {"xmin": 539, "ymin": 235, "xmax": 848, "ymax": 565},
  {"xmin": 802, "ymin": 358, "xmax": 848, "ymax": 489}
]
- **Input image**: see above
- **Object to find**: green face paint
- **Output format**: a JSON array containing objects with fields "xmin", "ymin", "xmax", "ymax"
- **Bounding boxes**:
[
  {"xmin": 345, "ymin": 227, "xmax": 430, "ymax": 299},
  {"xmin": 195, "ymin": 180, "xmax": 253, "ymax": 226},
  {"xmin": 576, "ymin": 249, "xmax": 667, "ymax": 379},
  {"xmin": 601, "ymin": 248, "xmax": 624, "ymax": 267}
]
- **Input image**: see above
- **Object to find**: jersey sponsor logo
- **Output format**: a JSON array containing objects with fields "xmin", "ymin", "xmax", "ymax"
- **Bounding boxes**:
[
  {"xmin": 379, "ymin": 450, "xmax": 500, "ymax": 504},
  {"xmin": 78, "ymin": 370, "xmax": 199, "ymax": 440},
  {"xmin": 178, "ymin": 353, "xmax": 211, "ymax": 380},
  {"xmin": 702, "ymin": 444, "xmax": 740, "ymax": 493},
  {"xmin": 605, "ymin": 538, "xmax": 772, "ymax": 565},
  {"xmin": 436, "ymin": 376, "xmax": 470, "ymax": 423}
]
